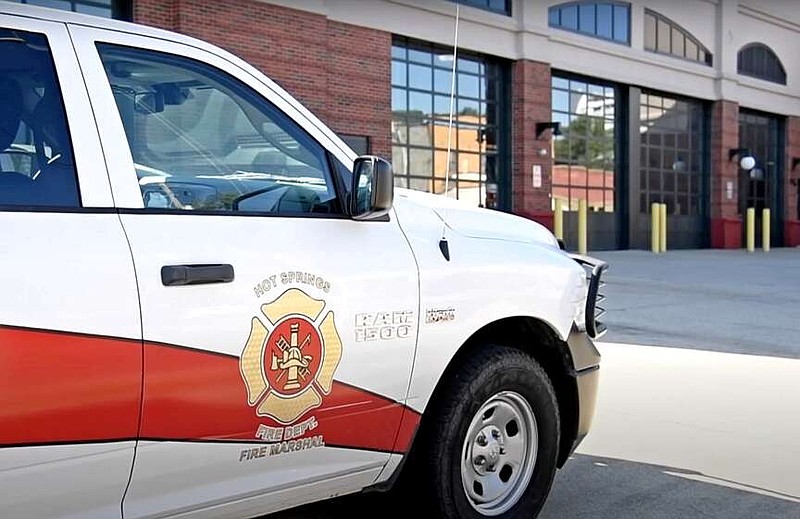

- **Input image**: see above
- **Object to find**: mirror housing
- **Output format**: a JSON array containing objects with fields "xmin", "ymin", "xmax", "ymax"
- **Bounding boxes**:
[{"xmin": 351, "ymin": 155, "xmax": 393, "ymax": 220}]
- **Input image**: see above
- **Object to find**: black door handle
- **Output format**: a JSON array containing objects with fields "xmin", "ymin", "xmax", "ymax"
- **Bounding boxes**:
[{"xmin": 161, "ymin": 264, "xmax": 235, "ymax": 286}]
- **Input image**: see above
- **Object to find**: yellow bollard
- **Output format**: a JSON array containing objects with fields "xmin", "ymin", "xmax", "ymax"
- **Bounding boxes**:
[
  {"xmin": 578, "ymin": 198, "xmax": 587, "ymax": 256},
  {"xmin": 659, "ymin": 203, "xmax": 667, "ymax": 253},
  {"xmin": 746, "ymin": 207, "xmax": 755, "ymax": 252},
  {"xmin": 762, "ymin": 208, "xmax": 770, "ymax": 252},
  {"xmin": 554, "ymin": 198, "xmax": 564, "ymax": 241},
  {"xmin": 651, "ymin": 202, "xmax": 660, "ymax": 253}
]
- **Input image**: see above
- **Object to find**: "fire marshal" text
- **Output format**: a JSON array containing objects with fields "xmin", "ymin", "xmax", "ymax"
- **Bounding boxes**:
[{"xmin": 238, "ymin": 435, "xmax": 325, "ymax": 462}]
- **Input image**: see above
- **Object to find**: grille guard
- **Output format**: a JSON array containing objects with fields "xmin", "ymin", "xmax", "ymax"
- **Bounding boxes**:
[{"xmin": 569, "ymin": 254, "xmax": 609, "ymax": 339}]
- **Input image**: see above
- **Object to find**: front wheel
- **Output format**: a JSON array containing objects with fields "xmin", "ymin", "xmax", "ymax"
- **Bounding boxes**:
[{"xmin": 418, "ymin": 345, "xmax": 560, "ymax": 518}]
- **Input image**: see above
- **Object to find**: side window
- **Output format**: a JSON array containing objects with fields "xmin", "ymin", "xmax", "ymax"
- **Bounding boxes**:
[
  {"xmin": 97, "ymin": 44, "xmax": 340, "ymax": 215},
  {"xmin": 0, "ymin": 28, "xmax": 80, "ymax": 207}
]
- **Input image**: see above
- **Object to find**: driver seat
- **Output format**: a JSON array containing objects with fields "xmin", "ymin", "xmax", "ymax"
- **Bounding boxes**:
[
  {"xmin": 29, "ymin": 89, "xmax": 80, "ymax": 206},
  {"xmin": 0, "ymin": 77, "xmax": 37, "ymax": 205}
]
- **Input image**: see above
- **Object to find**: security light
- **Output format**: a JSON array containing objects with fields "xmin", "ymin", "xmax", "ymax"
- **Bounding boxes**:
[
  {"xmin": 740, "ymin": 155, "xmax": 757, "ymax": 171},
  {"xmin": 729, "ymin": 148, "xmax": 756, "ymax": 171}
]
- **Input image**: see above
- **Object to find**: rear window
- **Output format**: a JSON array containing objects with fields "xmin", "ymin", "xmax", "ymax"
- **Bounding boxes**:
[{"xmin": 0, "ymin": 28, "xmax": 80, "ymax": 208}]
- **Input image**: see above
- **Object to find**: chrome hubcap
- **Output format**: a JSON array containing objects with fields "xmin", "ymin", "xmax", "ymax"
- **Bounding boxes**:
[{"xmin": 460, "ymin": 391, "xmax": 538, "ymax": 516}]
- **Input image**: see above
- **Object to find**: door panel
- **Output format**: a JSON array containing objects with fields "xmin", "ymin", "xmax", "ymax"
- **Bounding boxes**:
[
  {"xmin": 0, "ymin": 16, "xmax": 140, "ymax": 519},
  {"xmin": 739, "ymin": 111, "xmax": 782, "ymax": 247},
  {"xmin": 631, "ymin": 91, "xmax": 708, "ymax": 250},
  {"xmin": 551, "ymin": 76, "xmax": 619, "ymax": 250},
  {"xmin": 71, "ymin": 26, "xmax": 419, "ymax": 518}
]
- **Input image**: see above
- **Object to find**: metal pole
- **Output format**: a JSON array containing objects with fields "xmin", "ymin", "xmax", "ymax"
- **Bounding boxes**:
[
  {"xmin": 554, "ymin": 198, "xmax": 564, "ymax": 241},
  {"xmin": 578, "ymin": 198, "xmax": 587, "ymax": 255},
  {"xmin": 651, "ymin": 202, "xmax": 660, "ymax": 253},
  {"xmin": 762, "ymin": 208, "xmax": 771, "ymax": 252},
  {"xmin": 746, "ymin": 207, "xmax": 755, "ymax": 252},
  {"xmin": 659, "ymin": 203, "xmax": 667, "ymax": 253}
]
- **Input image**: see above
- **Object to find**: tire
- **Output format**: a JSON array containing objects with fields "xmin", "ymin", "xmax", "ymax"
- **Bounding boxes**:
[{"xmin": 416, "ymin": 344, "xmax": 560, "ymax": 518}]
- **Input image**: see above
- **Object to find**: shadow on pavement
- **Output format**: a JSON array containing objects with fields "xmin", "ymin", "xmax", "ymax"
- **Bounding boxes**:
[
  {"xmin": 267, "ymin": 453, "xmax": 799, "ymax": 518},
  {"xmin": 540, "ymin": 454, "xmax": 799, "ymax": 518}
]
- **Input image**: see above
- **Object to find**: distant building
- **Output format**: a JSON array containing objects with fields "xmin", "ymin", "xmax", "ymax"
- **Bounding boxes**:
[{"xmin": 16, "ymin": 0, "xmax": 800, "ymax": 249}]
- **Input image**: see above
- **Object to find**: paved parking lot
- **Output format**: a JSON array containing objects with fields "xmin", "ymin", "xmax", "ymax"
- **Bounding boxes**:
[
  {"xmin": 269, "ymin": 249, "xmax": 800, "ymax": 518},
  {"xmin": 595, "ymin": 248, "xmax": 800, "ymax": 359}
]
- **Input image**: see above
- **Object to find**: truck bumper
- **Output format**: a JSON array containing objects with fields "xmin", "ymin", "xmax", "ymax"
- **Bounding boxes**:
[{"xmin": 566, "ymin": 327, "xmax": 601, "ymax": 455}]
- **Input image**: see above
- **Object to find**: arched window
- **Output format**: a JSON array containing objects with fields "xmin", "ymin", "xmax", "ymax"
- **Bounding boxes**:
[
  {"xmin": 548, "ymin": 2, "xmax": 630, "ymax": 44},
  {"xmin": 644, "ymin": 9, "xmax": 712, "ymax": 66},
  {"xmin": 737, "ymin": 43, "xmax": 786, "ymax": 85}
]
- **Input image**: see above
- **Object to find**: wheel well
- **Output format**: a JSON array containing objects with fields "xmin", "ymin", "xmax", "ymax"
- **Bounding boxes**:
[{"xmin": 419, "ymin": 317, "xmax": 579, "ymax": 469}]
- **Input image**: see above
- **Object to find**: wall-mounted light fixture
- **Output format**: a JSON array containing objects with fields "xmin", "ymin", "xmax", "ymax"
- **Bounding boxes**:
[
  {"xmin": 672, "ymin": 156, "xmax": 686, "ymax": 172},
  {"xmin": 536, "ymin": 121, "xmax": 561, "ymax": 139},
  {"xmin": 729, "ymin": 148, "xmax": 756, "ymax": 171},
  {"xmin": 792, "ymin": 157, "xmax": 800, "ymax": 171}
]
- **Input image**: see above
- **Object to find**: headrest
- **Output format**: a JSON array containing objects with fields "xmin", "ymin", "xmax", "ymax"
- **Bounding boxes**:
[
  {"xmin": 32, "ymin": 84, "xmax": 70, "ymax": 157},
  {"xmin": 0, "ymin": 78, "xmax": 23, "ymax": 151}
]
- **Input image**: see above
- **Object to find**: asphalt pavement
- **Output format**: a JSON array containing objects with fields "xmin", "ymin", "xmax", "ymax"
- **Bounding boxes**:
[
  {"xmin": 593, "ymin": 248, "xmax": 800, "ymax": 359},
  {"xmin": 267, "ymin": 248, "xmax": 800, "ymax": 518}
]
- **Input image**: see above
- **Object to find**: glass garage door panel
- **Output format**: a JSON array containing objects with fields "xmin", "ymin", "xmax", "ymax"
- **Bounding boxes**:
[
  {"xmin": 739, "ymin": 111, "xmax": 781, "ymax": 247},
  {"xmin": 552, "ymin": 76, "xmax": 618, "ymax": 250},
  {"xmin": 635, "ymin": 92, "xmax": 707, "ymax": 249}
]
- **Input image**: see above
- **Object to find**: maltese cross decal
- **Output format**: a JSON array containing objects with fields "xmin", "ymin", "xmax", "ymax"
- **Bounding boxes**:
[{"xmin": 240, "ymin": 288, "xmax": 343, "ymax": 425}]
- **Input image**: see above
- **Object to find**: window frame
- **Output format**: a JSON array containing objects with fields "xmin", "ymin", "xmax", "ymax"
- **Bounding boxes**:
[
  {"xmin": 550, "ymin": 71, "xmax": 619, "ymax": 215},
  {"xmin": 446, "ymin": 0, "xmax": 511, "ymax": 17},
  {"xmin": 5, "ymin": 0, "xmax": 131, "ymax": 20},
  {"xmin": 391, "ymin": 35, "xmax": 509, "ymax": 209},
  {"xmin": 643, "ymin": 9, "xmax": 712, "ymax": 66},
  {"xmin": 69, "ymin": 23, "xmax": 358, "ymax": 216},
  {"xmin": 0, "ymin": 14, "xmax": 117, "ymax": 211},
  {"xmin": 637, "ymin": 89, "xmax": 708, "ymax": 218},
  {"xmin": 96, "ymin": 42, "xmax": 345, "ymax": 217},
  {"xmin": 548, "ymin": 1, "xmax": 631, "ymax": 46},
  {"xmin": 737, "ymin": 43, "xmax": 787, "ymax": 86}
]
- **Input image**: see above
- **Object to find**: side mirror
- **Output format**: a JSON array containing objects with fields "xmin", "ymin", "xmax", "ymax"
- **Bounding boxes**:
[{"xmin": 351, "ymin": 155, "xmax": 393, "ymax": 220}]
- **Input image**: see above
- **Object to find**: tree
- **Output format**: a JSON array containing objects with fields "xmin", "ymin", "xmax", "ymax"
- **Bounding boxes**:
[{"xmin": 554, "ymin": 115, "xmax": 614, "ymax": 169}]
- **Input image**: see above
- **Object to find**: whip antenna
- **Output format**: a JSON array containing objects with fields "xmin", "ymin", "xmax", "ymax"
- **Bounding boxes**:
[{"xmin": 439, "ymin": 3, "xmax": 460, "ymax": 261}]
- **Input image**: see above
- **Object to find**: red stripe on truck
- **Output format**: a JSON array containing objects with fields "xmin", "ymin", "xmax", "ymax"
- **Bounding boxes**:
[
  {"xmin": 0, "ymin": 327, "xmax": 142, "ymax": 445},
  {"xmin": 0, "ymin": 327, "xmax": 420, "ymax": 454},
  {"xmin": 140, "ymin": 342, "xmax": 420, "ymax": 453}
]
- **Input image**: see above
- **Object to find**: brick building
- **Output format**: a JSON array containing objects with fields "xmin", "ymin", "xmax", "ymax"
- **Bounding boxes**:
[{"xmin": 12, "ymin": 0, "xmax": 800, "ymax": 249}]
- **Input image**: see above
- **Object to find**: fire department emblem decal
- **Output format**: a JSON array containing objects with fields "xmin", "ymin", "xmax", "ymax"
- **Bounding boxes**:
[{"xmin": 240, "ymin": 288, "xmax": 343, "ymax": 424}]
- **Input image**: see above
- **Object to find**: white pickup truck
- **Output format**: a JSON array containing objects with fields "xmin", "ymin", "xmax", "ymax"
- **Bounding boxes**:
[{"xmin": 0, "ymin": 3, "xmax": 605, "ymax": 519}]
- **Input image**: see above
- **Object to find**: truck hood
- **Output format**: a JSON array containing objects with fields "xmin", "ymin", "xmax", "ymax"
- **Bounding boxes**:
[{"xmin": 394, "ymin": 188, "xmax": 560, "ymax": 249}]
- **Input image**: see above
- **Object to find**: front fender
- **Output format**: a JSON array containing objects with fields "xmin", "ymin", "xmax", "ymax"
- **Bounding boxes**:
[{"xmin": 395, "ymin": 210, "xmax": 587, "ymax": 414}]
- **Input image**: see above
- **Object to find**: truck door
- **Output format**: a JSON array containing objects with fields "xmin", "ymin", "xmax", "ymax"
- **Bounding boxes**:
[
  {"xmin": 70, "ymin": 26, "xmax": 420, "ymax": 518},
  {"xmin": 0, "ymin": 14, "xmax": 141, "ymax": 519}
]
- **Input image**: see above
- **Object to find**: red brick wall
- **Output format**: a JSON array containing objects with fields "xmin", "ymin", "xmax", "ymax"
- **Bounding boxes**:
[
  {"xmin": 326, "ymin": 21, "xmax": 392, "ymax": 160},
  {"xmin": 709, "ymin": 100, "xmax": 741, "ymax": 248},
  {"xmin": 785, "ymin": 116, "xmax": 800, "ymax": 246},
  {"xmin": 511, "ymin": 60, "xmax": 553, "ymax": 228},
  {"xmin": 133, "ymin": 0, "xmax": 391, "ymax": 159}
]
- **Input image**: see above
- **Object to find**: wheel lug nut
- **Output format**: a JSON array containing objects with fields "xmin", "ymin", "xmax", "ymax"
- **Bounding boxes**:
[
  {"xmin": 474, "ymin": 455, "xmax": 486, "ymax": 466},
  {"xmin": 499, "ymin": 447, "xmax": 506, "ymax": 455},
  {"xmin": 476, "ymin": 433, "xmax": 487, "ymax": 446},
  {"xmin": 491, "ymin": 430, "xmax": 501, "ymax": 439}
]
